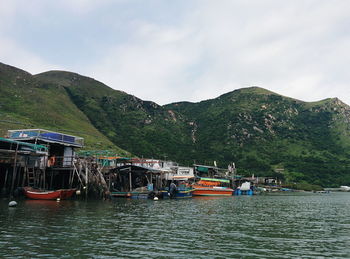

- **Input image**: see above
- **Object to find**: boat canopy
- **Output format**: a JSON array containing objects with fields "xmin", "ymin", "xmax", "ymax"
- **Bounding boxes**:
[
  {"xmin": 196, "ymin": 166, "xmax": 209, "ymax": 173},
  {"xmin": 194, "ymin": 164, "xmax": 220, "ymax": 172},
  {"xmin": 199, "ymin": 177, "xmax": 230, "ymax": 183},
  {"xmin": 173, "ymin": 175, "xmax": 194, "ymax": 180},
  {"xmin": 0, "ymin": 137, "xmax": 48, "ymax": 153},
  {"xmin": 111, "ymin": 165, "xmax": 165, "ymax": 174}
]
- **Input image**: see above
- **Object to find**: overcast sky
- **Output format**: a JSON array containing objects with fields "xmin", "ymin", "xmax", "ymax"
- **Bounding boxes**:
[{"xmin": 1, "ymin": 0, "xmax": 349, "ymax": 105}]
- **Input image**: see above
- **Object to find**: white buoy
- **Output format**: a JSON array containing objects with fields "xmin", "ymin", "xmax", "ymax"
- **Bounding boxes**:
[
  {"xmin": 153, "ymin": 197, "xmax": 159, "ymax": 201},
  {"xmin": 56, "ymin": 198, "xmax": 61, "ymax": 202},
  {"xmin": 76, "ymin": 190, "xmax": 81, "ymax": 195},
  {"xmin": 8, "ymin": 201, "xmax": 17, "ymax": 207}
]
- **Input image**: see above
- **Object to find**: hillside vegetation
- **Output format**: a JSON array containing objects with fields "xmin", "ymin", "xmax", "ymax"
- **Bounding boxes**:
[
  {"xmin": 1, "ymin": 62, "xmax": 350, "ymax": 187},
  {"xmin": 0, "ymin": 63, "xmax": 128, "ymax": 155}
]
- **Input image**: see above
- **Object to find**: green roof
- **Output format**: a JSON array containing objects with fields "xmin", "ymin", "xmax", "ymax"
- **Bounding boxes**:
[
  {"xmin": 77, "ymin": 150, "xmax": 116, "ymax": 156},
  {"xmin": 0, "ymin": 137, "xmax": 48, "ymax": 152}
]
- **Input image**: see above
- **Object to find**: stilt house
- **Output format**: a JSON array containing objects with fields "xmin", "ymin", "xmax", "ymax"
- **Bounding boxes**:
[{"xmin": 5, "ymin": 129, "xmax": 84, "ymax": 191}]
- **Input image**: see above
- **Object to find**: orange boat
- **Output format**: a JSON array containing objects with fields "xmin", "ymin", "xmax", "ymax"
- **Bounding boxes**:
[
  {"xmin": 192, "ymin": 178, "xmax": 233, "ymax": 196},
  {"xmin": 23, "ymin": 187, "xmax": 76, "ymax": 200}
]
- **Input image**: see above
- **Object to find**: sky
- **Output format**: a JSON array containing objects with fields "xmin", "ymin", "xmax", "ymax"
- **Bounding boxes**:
[{"xmin": 0, "ymin": 0, "xmax": 349, "ymax": 105}]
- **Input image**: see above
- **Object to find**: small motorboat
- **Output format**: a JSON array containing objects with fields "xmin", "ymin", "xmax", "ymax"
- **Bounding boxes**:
[
  {"xmin": 192, "ymin": 178, "xmax": 233, "ymax": 196},
  {"xmin": 161, "ymin": 187, "xmax": 194, "ymax": 199},
  {"xmin": 161, "ymin": 178, "xmax": 194, "ymax": 199},
  {"xmin": 23, "ymin": 187, "xmax": 76, "ymax": 200},
  {"xmin": 340, "ymin": 186, "xmax": 350, "ymax": 192}
]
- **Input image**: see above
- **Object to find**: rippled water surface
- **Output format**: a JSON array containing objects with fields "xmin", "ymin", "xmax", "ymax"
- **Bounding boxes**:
[{"xmin": 1, "ymin": 192, "xmax": 350, "ymax": 258}]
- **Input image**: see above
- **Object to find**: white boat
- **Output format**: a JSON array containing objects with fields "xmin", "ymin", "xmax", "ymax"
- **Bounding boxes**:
[
  {"xmin": 340, "ymin": 186, "xmax": 350, "ymax": 191},
  {"xmin": 240, "ymin": 181, "xmax": 251, "ymax": 191}
]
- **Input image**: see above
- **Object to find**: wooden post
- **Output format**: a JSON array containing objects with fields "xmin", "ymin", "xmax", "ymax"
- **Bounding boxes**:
[
  {"xmin": 129, "ymin": 170, "xmax": 132, "ymax": 192},
  {"xmin": 4, "ymin": 168, "xmax": 9, "ymax": 191},
  {"xmin": 44, "ymin": 155, "xmax": 48, "ymax": 189},
  {"xmin": 62, "ymin": 172, "xmax": 65, "ymax": 188},
  {"xmin": 86, "ymin": 160, "xmax": 89, "ymax": 199},
  {"xmin": 50, "ymin": 170, "xmax": 54, "ymax": 190},
  {"xmin": 16, "ymin": 166, "xmax": 22, "ymax": 188},
  {"xmin": 43, "ymin": 168, "xmax": 46, "ymax": 190},
  {"xmin": 10, "ymin": 143, "xmax": 19, "ymax": 197},
  {"xmin": 79, "ymin": 160, "xmax": 83, "ymax": 186},
  {"xmin": 22, "ymin": 158, "xmax": 28, "ymax": 187},
  {"xmin": 22, "ymin": 166, "xmax": 27, "ymax": 187},
  {"xmin": 69, "ymin": 170, "xmax": 73, "ymax": 188}
]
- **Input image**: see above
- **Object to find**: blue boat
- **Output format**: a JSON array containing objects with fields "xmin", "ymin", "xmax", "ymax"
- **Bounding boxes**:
[
  {"xmin": 161, "ymin": 180, "xmax": 194, "ymax": 199},
  {"xmin": 234, "ymin": 181, "xmax": 254, "ymax": 195},
  {"xmin": 161, "ymin": 189, "xmax": 193, "ymax": 199}
]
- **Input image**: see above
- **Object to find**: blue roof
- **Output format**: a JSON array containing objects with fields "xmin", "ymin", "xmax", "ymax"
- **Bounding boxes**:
[{"xmin": 7, "ymin": 129, "xmax": 84, "ymax": 147}]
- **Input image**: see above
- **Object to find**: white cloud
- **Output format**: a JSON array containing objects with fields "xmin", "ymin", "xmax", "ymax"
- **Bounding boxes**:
[
  {"xmin": 0, "ymin": 37, "xmax": 60, "ymax": 74},
  {"xmin": 58, "ymin": 0, "xmax": 117, "ymax": 15},
  {"xmin": 89, "ymin": 22, "xmax": 202, "ymax": 104},
  {"xmin": 1, "ymin": 0, "xmax": 350, "ymax": 105},
  {"xmin": 88, "ymin": 0, "xmax": 350, "ymax": 105}
]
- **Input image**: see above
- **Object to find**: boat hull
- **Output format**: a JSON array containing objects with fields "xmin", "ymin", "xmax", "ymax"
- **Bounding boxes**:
[
  {"xmin": 110, "ymin": 192, "xmax": 152, "ymax": 199},
  {"xmin": 23, "ymin": 187, "xmax": 76, "ymax": 200},
  {"xmin": 192, "ymin": 187, "xmax": 233, "ymax": 196},
  {"xmin": 161, "ymin": 189, "xmax": 193, "ymax": 199}
]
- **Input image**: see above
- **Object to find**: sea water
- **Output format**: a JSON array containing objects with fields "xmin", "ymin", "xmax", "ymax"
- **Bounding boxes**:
[{"xmin": 1, "ymin": 192, "xmax": 350, "ymax": 258}]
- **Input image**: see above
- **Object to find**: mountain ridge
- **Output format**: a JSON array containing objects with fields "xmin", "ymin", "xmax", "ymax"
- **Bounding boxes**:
[{"xmin": 1, "ymin": 62, "xmax": 350, "ymax": 187}]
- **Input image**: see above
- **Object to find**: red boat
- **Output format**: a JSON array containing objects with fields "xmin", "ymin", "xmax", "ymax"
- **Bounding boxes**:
[
  {"xmin": 192, "ymin": 178, "xmax": 233, "ymax": 196},
  {"xmin": 23, "ymin": 187, "xmax": 76, "ymax": 200}
]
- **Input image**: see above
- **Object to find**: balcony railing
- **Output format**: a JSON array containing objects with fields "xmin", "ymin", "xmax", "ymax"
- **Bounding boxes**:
[{"xmin": 48, "ymin": 156, "xmax": 75, "ymax": 168}]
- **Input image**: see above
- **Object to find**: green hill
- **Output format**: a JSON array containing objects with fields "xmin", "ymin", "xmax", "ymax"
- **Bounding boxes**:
[
  {"xmin": 0, "ymin": 62, "xmax": 128, "ymax": 155},
  {"xmin": 35, "ymin": 70, "xmax": 193, "ymax": 162},
  {"xmin": 166, "ymin": 87, "xmax": 350, "ymax": 186},
  {"xmin": 1, "ymin": 62, "xmax": 350, "ymax": 187}
]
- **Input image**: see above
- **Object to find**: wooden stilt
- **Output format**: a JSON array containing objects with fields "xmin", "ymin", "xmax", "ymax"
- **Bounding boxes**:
[
  {"xmin": 62, "ymin": 172, "xmax": 65, "ymax": 188},
  {"xmin": 4, "ymin": 168, "xmax": 9, "ymax": 190},
  {"xmin": 68, "ymin": 170, "xmax": 72, "ymax": 188},
  {"xmin": 39, "ymin": 170, "xmax": 43, "ymax": 189},
  {"xmin": 50, "ymin": 170, "xmax": 54, "ymax": 190},
  {"xmin": 129, "ymin": 170, "xmax": 132, "ymax": 192},
  {"xmin": 43, "ymin": 169, "xmax": 46, "ymax": 190},
  {"xmin": 10, "ymin": 143, "xmax": 19, "ymax": 196},
  {"xmin": 22, "ymin": 166, "xmax": 27, "ymax": 187},
  {"xmin": 86, "ymin": 160, "xmax": 89, "ymax": 199},
  {"xmin": 16, "ymin": 166, "xmax": 22, "ymax": 189}
]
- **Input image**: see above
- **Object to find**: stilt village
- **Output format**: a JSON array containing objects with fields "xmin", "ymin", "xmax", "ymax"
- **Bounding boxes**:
[{"xmin": 1, "ymin": 128, "xmax": 281, "ymax": 201}]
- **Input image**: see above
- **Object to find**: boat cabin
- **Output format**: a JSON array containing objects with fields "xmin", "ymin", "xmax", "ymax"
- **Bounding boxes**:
[
  {"xmin": 165, "ymin": 166, "xmax": 194, "ymax": 181},
  {"xmin": 194, "ymin": 164, "xmax": 229, "ymax": 178}
]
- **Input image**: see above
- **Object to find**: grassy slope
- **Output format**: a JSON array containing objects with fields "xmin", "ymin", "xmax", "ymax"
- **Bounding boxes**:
[{"xmin": 0, "ymin": 63, "xmax": 128, "ymax": 155}]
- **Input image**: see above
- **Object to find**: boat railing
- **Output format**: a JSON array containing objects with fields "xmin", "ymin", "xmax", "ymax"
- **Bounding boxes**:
[{"xmin": 48, "ymin": 156, "xmax": 76, "ymax": 168}]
